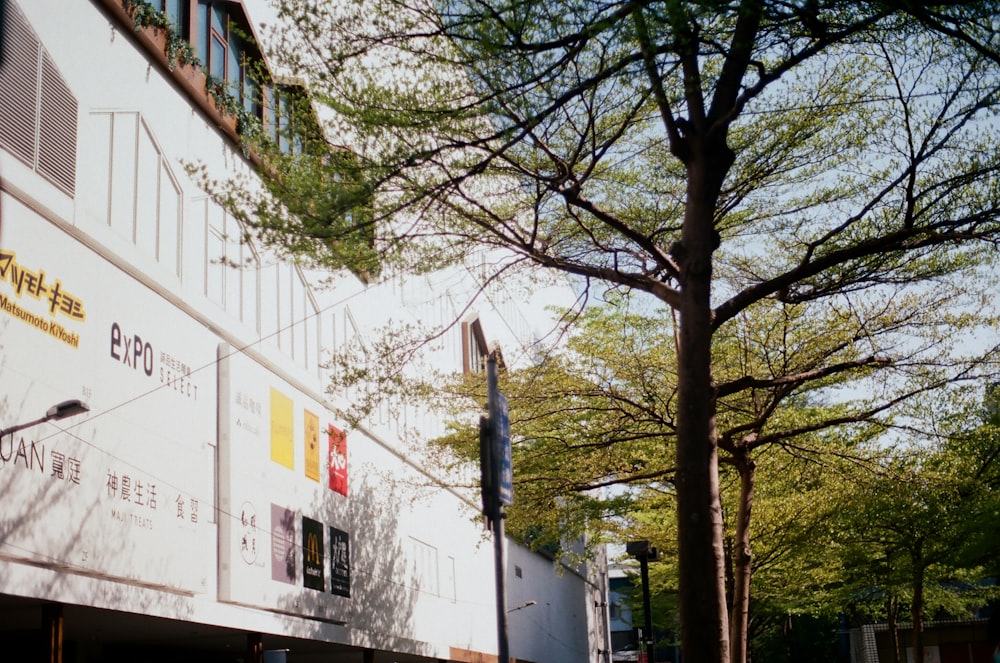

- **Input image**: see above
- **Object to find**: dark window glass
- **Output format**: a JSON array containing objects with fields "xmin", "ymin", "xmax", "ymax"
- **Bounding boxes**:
[
  {"xmin": 210, "ymin": 34, "xmax": 226, "ymax": 79},
  {"xmin": 227, "ymin": 32, "xmax": 242, "ymax": 98},
  {"xmin": 211, "ymin": 4, "xmax": 226, "ymax": 35},
  {"xmin": 196, "ymin": 2, "xmax": 210, "ymax": 63},
  {"xmin": 278, "ymin": 92, "xmax": 291, "ymax": 154},
  {"xmin": 164, "ymin": 0, "xmax": 185, "ymax": 32},
  {"xmin": 266, "ymin": 86, "xmax": 278, "ymax": 143},
  {"xmin": 244, "ymin": 75, "xmax": 260, "ymax": 116}
]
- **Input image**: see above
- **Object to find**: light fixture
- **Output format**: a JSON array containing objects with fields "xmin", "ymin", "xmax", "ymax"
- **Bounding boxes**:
[
  {"xmin": 0, "ymin": 399, "xmax": 90, "ymax": 437},
  {"xmin": 507, "ymin": 600, "xmax": 537, "ymax": 613},
  {"xmin": 627, "ymin": 540, "xmax": 658, "ymax": 663}
]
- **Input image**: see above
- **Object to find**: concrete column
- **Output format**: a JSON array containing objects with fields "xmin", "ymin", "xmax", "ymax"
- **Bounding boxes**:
[
  {"xmin": 42, "ymin": 603, "xmax": 63, "ymax": 663},
  {"xmin": 246, "ymin": 632, "xmax": 263, "ymax": 663}
]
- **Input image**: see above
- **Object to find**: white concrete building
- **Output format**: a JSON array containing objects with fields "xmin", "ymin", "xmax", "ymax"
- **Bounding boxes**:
[{"xmin": 0, "ymin": 1, "xmax": 610, "ymax": 661}]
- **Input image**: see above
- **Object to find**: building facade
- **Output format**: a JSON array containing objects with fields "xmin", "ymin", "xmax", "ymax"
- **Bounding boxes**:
[{"xmin": 0, "ymin": 1, "xmax": 610, "ymax": 661}]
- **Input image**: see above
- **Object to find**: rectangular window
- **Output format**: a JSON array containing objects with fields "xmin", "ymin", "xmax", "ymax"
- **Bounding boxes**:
[
  {"xmin": 292, "ymin": 271, "xmax": 306, "ymax": 363},
  {"xmin": 461, "ymin": 318, "xmax": 488, "ymax": 374},
  {"xmin": 163, "ymin": 0, "xmax": 186, "ymax": 31},
  {"xmin": 278, "ymin": 92, "xmax": 291, "ymax": 154},
  {"xmin": 109, "ymin": 112, "xmax": 138, "ymax": 241},
  {"xmin": 244, "ymin": 72, "xmax": 260, "ymax": 116},
  {"xmin": 209, "ymin": 5, "xmax": 228, "ymax": 80},
  {"xmin": 209, "ymin": 34, "xmax": 226, "ymax": 80},
  {"xmin": 240, "ymin": 247, "xmax": 259, "ymax": 332},
  {"xmin": 135, "ymin": 122, "xmax": 161, "ymax": 257},
  {"xmin": 305, "ymin": 295, "xmax": 319, "ymax": 375},
  {"xmin": 206, "ymin": 203, "xmax": 226, "ymax": 305},
  {"xmin": 211, "ymin": 4, "xmax": 225, "ymax": 34},
  {"xmin": 184, "ymin": 198, "xmax": 208, "ymax": 295},
  {"xmin": 409, "ymin": 537, "xmax": 440, "ymax": 595},
  {"xmin": 225, "ymin": 222, "xmax": 241, "ymax": 316},
  {"xmin": 82, "ymin": 112, "xmax": 113, "ymax": 226},
  {"xmin": 260, "ymin": 262, "xmax": 279, "ymax": 346},
  {"xmin": 195, "ymin": 2, "xmax": 209, "ymax": 66},
  {"xmin": 277, "ymin": 263, "xmax": 290, "ymax": 352},
  {"xmin": 159, "ymin": 171, "xmax": 181, "ymax": 276},
  {"xmin": 265, "ymin": 86, "xmax": 278, "ymax": 144},
  {"xmin": 227, "ymin": 31, "xmax": 242, "ymax": 99}
]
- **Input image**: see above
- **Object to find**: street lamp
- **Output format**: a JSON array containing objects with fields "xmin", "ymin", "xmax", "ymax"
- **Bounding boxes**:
[
  {"xmin": 626, "ymin": 540, "xmax": 658, "ymax": 663},
  {"xmin": 507, "ymin": 600, "xmax": 537, "ymax": 613},
  {"xmin": 0, "ymin": 399, "xmax": 90, "ymax": 438}
]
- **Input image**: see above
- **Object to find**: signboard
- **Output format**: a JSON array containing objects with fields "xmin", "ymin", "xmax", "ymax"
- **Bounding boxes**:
[
  {"xmin": 328, "ymin": 425, "xmax": 348, "ymax": 496},
  {"xmin": 302, "ymin": 516, "xmax": 325, "ymax": 591},
  {"xmin": 217, "ymin": 345, "xmax": 352, "ymax": 622},
  {"xmin": 495, "ymin": 393, "xmax": 513, "ymax": 506},
  {"xmin": 329, "ymin": 525, "xmax": 351, "ymax": 598},
  {"xmin": 0, "ymin": 195, "xmax": 215, "ymax": 595}
]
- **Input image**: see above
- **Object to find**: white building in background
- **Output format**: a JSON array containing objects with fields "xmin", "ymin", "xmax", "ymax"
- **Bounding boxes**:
[{"xmin": 0, "ymin": 1, "xmax": 610, "ymax": 662}]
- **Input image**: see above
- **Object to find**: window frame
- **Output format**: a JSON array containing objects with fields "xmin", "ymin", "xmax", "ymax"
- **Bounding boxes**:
[{"xmin": 461, "ymin": 317, "xmax": 489, "ymax": 374}]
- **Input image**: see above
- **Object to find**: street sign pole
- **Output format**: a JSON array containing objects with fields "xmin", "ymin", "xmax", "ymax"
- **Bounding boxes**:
[{"xmin": 486, "ymin": 354, "xmax": 510, "ymax": 663}]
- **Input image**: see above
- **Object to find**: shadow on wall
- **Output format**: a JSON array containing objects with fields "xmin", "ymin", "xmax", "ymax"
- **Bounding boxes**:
[
  {"xmin": 271, "ymin": 464, "xmax": 424, "ymax": 660},
  {"xmin": 0, "ymin": 312, "xmax": 417, "ymax": 661}
]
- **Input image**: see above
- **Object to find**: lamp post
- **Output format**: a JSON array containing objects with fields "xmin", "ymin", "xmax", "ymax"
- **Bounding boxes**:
[
  {"xmin": 626, "ymin": 540, "xmax": 658, "ymax": 663},
  {"xmin": 0, "ymin": 399, "xmax": 90, "ymax": 438}
]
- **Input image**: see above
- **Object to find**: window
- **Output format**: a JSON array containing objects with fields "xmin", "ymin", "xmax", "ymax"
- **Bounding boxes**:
[
  {"xmin": 266, "ymin": 85, "xmax": 308, "ymax": 155},
  {"xmin": 164, "ymin": 0, "xmax": 186, "ymax": 30},
  {"xmin": 0, "ymin": 0, "xmax": 78, "ymax": 195},
  {"xmin": 190, "ymin": 1, "xmax": 260, "ymax": 111},
  {"xmin": 202, "ymin": 201, "xmax": 258, "ymax": 324},
  {"xmin": 85, "ymin": 111, "xmax": 181, "ymax": 276},
  {"xmin": 409, "ymin": 537, "xmax": 440, "ymax": 595},
  {"xmin": 461, "ymin": 317, "xmax": 488, "ymax": 374},
  {"xmin": 142, "ymin": 0, "xmax": 188, "ymax": 31},
  {"xmin": 124, "ymin": 1, "xmax": 323, "ymax": 155}
]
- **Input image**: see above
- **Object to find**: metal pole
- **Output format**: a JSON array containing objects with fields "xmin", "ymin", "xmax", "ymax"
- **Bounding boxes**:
[
  {"xmin": 487, "ymin": 356, "xmax": 510, "ymax": 663},
  {"xmin": 0, "ymin": 400, "xmax": 89, "ymax": 438},
  {"xmin": 639, "ymin": 553, "xmax": 653, "ymax": 663}
]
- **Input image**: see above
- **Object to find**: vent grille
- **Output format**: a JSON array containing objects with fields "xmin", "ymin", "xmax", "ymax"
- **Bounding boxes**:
[
  {"xmin": 0, "ymin": 1, "xmax": 39, "ymax": 164},
  {"xmin": 38, "ymin": 52, "xmax": 78, "ymax": 192},
  {"xmin": 0, "ymin": 0, "xmax": 78, "ymax": 195}
]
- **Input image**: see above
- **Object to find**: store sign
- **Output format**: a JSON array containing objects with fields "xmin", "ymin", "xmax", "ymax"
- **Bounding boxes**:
[
  {"xmin": 0, "ymin": 207, "xmax": 215, "ymax": 596},
  {"xmin": 329, "ymin": 526, "xmax": 351, "ymax": 598},
  {"xmin": 217, "ymin": 346, "xmax": 352, "ymax": 621},
  {"xmin": 0, "ymin": 249, "xmax": 85, "ymax": 348},
  {"xmin": 328, "ymin": 425, "xmax": 348, "ymax": 496},
  {"xmin": 271, "ymin": 504, "xmax": 295, "ymax": 584},
  {"xmin": 302, "ymin": 516, "xmax": 325, "ymax": 591}
]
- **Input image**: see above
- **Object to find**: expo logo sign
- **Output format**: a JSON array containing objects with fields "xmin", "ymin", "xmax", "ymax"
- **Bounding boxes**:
[
  {"xmin": 110, "ymin": 322, "xmax": 154, "ymax": 377},
  {"xmin": 109, "ymin": 322, "xmax": 199, "ymax": 400}
]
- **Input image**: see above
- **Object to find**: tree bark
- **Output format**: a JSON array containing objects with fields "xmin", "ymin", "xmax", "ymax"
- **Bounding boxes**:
[
  {"xmin": 674, "ymin": 139, "xmax": 732, "ymax": 663},
  {"xmin": 888, "ymin": 595, "xmax": 901, "ymax": 663},
  {"xmin": 911, "ymin": 560, "xmax": 925, "ymax": 663},
  {"xmin": 730, "ymin": 449, "xmax": 756, "ymax": 663}
]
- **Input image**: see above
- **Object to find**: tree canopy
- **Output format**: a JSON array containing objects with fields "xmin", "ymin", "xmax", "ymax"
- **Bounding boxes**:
[{"xmin": 212, "ymin": 2, "xmax": 1000, "ymax": 660}]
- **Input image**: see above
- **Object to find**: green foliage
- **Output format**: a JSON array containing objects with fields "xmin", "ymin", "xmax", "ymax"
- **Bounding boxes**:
[
  {"xmin": 123, "ymin": 0, "xmax": 170, "ymax": 32},
  {"xmin": 250, "ymin": 1, "xmax": 1000, "ymax": 660},
  {"xmin": 826, "ymin": 421, "xmax": 1000, "ymax": 628},
  {"xmin": 122, "ymin": 0, "xmax": 200, "ymax": 70}
]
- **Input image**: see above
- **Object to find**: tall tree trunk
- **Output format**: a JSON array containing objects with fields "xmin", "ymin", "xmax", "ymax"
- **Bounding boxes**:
[
  {"xmin": 674, "ymin": 141, "xmax": 732, "ymax": 663},
  {"xmin": 911, "ymin": 560, "xmax": 925, "ymax": 663},
  {"xmin": 888, "ymin": 595, "xmax": 901, "ymax": 663},
  {"xmin": 730, "ymin": 448, "xmax": 756, "ymax": 663}
]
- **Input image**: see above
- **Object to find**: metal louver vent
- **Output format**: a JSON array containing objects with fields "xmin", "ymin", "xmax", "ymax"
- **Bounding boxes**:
[
  {"xmin": 0, "ymin": 1, "xmax": 39, "ymax": 164},
  {"xmin": 38, "ymin": 52, "xmax": 78, "ymax": 193},
  {"xmin": 0, "ymin": 0, "xmax": 78, "ymax": 196}
]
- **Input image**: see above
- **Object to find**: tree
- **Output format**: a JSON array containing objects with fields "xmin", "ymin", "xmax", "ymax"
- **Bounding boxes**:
[
  {"xmin": 830, "ymin": 423, "xmax": 1000, "ymax": 663},
  {"xmin": 428, "ymin": 291, "xmax": 991, "ymax": 660},
  {"xmin": 211, "ymin": 2, "xmax": 1000, "ymax": 661}
]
